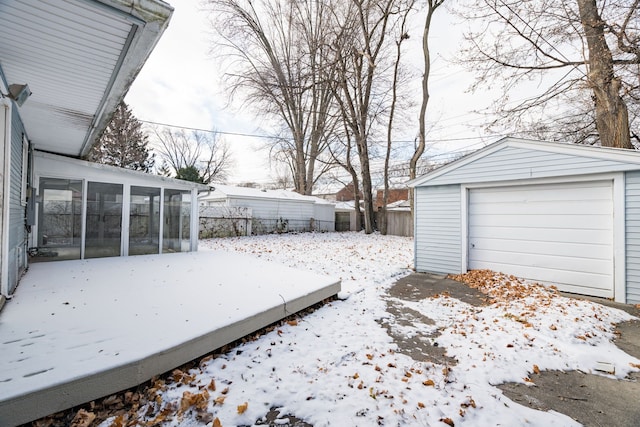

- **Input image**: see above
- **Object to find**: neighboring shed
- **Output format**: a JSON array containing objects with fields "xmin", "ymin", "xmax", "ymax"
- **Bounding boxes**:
[
  {"xmin": 335, "ymin": 201, "xmax": 359, "ymax": 232},
  {"xmin": 199, "ymin": 184, "xmax": 335, "ymax": 234},
  {"xmin": 409, "ymin": 137, "xmax": 640, "ymax": 304}
]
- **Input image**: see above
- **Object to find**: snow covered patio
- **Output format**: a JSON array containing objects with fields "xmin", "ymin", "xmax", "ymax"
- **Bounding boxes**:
[{"xmin": 0, "ymin": 250, "xmax": 340, "ymax": 426}]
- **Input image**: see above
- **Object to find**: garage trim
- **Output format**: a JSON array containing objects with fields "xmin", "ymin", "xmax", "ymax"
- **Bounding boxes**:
[{"xmin": 460, "ymin": 172, "xmax": 626, "ymax": 302}]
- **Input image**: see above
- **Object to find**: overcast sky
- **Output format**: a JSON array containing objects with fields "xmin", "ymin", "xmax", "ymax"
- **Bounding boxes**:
[{"xmin": 125, "ymin": 0, "xmax": 498, "ymax": 186}]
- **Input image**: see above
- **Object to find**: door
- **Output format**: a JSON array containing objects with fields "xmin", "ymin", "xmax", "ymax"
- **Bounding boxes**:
[{"xmin": 468, "ymin": 180, "xmax": 614, "ymax": 297}]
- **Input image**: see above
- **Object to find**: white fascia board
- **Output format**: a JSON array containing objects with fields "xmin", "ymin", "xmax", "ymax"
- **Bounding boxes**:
[
  {"xmin": 35, "ymin": 151, "xmax": 207, "ymax": 191},
  {"xmin": 409, "ymin": 136, "xmax": 640, "ymax": 188},
  {"xmin": 79, "ymin": 0, "xmax": 173, "ymax": 157}
]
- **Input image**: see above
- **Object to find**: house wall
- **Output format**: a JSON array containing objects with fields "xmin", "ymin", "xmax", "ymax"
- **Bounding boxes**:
[
  {"xmin": 7, "ymin": 106, "xmax": 27, "ymax": 293},
  {"xmin": 228, "ymin": 197, "xmax": 315, "ymax": 220},
  {"xmin": 414, "ymin": 185, "xmax": 462, "ymax": 274},
  {"xmin": 423, "ymin": 146, "xmax": 637, "ymax": 187},
  {"xmin": 0, "ymin": 95, "xmax": 28, "ymax": 296},
  {"xmin": 625, "ymin": 171, "xmax": 640, "ymax": 304}
]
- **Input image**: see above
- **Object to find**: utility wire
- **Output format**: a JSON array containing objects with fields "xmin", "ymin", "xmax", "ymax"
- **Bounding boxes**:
[{"xmin": 140, "ymin": 118, "xmax": 498, "ymax": 145}]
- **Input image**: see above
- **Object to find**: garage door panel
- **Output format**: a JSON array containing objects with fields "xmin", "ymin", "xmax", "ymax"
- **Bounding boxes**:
[
  {"xmin": 469, "ymin": 213, "xmax": 611, "ymax": 230},
  {"xmin": 472, "ymin": 238, "xmax": 612, "ymax": 260},
  {"xmin": 470, "ymin": 226, "xmax": 611, "ymax": 245},
  {"xmin": 469, "ymin": 259, "xmax": 612, "ymax": 295},
  {"xmin": 471, "ymin": 247, "xmax": 611, "ymax": 276},
  {"xmin": 470, "ymin": 182, "xmax": 611, "ymax": 203},
  {"xmin": 468, "ymin": 180, "xmax": 613, "ymax": 297},
  {"xmin": 469, "ymin": 199, "xmax": 613, "ymax": 216}
]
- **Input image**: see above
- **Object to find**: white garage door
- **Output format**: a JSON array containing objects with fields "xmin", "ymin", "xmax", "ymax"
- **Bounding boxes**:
[{"xmin": 468, "ymin": 181, "xmax": 614, "ymax": 298}]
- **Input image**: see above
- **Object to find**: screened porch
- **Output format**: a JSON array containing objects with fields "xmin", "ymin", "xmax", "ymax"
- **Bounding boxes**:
[{"xmin": 31, "ymin": 151, "xmax": 206, "ymax": 261}]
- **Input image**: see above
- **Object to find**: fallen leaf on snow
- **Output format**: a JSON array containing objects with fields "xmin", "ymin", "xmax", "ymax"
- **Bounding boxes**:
[
  {"xmin": 213, "ymin": 418, "xmax": 222, "ymax": 427},
  {"xmin": 179, "ymin": 390, "xmax": 210, "ymax": 415},
  {"xmin": 237, "ymin": 402, "xmax": 249, "ymax": 414},
  {"xmin": 423, "ymin": 379, "xmax": 435, "ymax": 386},
  {"xmin": 440, "ymin": 417, "xmax": 455, "ymax": 426}
]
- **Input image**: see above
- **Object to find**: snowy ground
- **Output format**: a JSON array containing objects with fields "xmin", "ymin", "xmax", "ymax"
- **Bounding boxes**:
[{"xmin": 98, "ymin": 232, "xmax": 640, "ymax": 427}]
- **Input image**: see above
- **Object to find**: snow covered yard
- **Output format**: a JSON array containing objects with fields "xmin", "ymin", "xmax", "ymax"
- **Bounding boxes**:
[{"xmin": 93, "ymin": 232, "xmax": 639, "ymax": 427}]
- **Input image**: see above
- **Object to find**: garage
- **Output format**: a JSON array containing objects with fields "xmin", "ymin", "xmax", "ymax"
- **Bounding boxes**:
[
  {"xmin": 468, "ymin": 181, "xmax": 614, "ymax": 297},
  {"xmin": 409, "ymin": 137, "xmax": 640, "ymax": 304}
]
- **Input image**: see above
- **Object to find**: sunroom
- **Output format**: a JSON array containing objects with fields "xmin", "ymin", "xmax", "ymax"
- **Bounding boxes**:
[{"xmin": 31, "ymin": 151, "xmax": 207, "ymax": 261}]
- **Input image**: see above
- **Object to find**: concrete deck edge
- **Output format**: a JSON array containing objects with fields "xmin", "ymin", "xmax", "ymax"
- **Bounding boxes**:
[{"xmin": 0, "ymin": 280, "xmax": 341, "ymax": 426}]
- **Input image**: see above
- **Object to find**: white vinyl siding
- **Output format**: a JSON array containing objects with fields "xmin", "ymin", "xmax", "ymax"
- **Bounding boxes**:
[
  {"xmin": 414, "ymin": 185, "xmax": 462, "ymax": 274},
  {"xmin": 227, "ymin": 197, "xmax": 315, "ymax": 220},
  {"xmin": 468, "ymin": 181, "xmax": 614, "ymax": 297},
  {"xmin": 7, "ymin": 109, "xmax": 27, "ymax": 293},
  {"xmin": 424, "ymin": 146, "xmax": 634, "ymax": 187},
  {"xmin": 625, "ymin": 171, "xmax": 640, "ymax": 304}
]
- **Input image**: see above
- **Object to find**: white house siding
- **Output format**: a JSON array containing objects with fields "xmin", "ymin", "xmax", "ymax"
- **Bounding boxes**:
[
  {"xmin": 7, "ymin": 109, "xmax": 27, "ymax": 294},
  {"xmin": 313, "ymin": 203, "xmax": 335, "ymax": 231},
  {"xmin": 414, "ymin": 185, "xmax": 462, "ymax": 274},
  {"xmin": 625, "ymin": 171, "xmax": 640, "ymax": 304},
  {"xmin": 425, "ymin": 146, "xmax": 633, "ymax": 187},
  {"xmin": 229, "ymin": 198, "xmax": 315, "ymax": 220}
]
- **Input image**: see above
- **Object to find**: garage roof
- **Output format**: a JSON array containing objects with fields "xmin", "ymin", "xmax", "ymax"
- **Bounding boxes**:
[
  {"xmin": 0, "ymin": 0, "xmax": 172, "ymax": 157},
  {"xmin": 409, "ymin": 137, "xmax": 640, "ymax": 187}
]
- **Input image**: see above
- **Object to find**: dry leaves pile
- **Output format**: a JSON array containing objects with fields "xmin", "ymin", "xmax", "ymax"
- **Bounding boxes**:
[{"xmin": 448, "ymin": 269, "xmax": 560, "ymax": 307}]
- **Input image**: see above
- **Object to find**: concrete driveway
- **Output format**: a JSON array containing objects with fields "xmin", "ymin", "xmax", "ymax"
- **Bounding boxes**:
[{"xmin": 383, "ymin": 273, "xmax": 640, "ymax": 427}]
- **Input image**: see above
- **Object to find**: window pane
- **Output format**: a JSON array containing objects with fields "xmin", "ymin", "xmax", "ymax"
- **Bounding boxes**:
[
  {"xmin": 36, "ymin": 178, "xmax": 82, "ymax": 261},
  {"xmin": 163, "ymin": 189, "xmax": 191, "ymax": 253},
  {"xmin": 129, "ymin": 186, "xmax": 160, "ymax": 255},
  {"xmin": 85, "ymin": 182, "xmax": 123, "ymax": 259}
]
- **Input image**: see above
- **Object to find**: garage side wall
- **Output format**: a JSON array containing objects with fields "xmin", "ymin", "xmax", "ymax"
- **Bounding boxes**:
[
  {"xmin": 415, "ymin": 185, "xmax": 462, "ymax": 274},
  {"xmin": 625, "ymin": 171, "xmax": 640, "ymax": 304}
]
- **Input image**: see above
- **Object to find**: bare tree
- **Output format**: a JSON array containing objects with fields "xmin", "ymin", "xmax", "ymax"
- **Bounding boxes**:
[
  {"xmin": 456, "ymin": 0, "xmax": 639, "ymax": 148},
  {"xmin": 208, "ymin": 0, "xmax": 339, "ymax": 194},
  {"xmin": 381, "ymin": 0, "xmax": 414, "ymax": 235},
  {"xmin": 409, "ymin": 0, "xmax": 446, "ymax": 220},
  {"xmin": 152, "ymin": 127, "xmax": 232, "ymax": 184},
  {"xmin": 329, "ymin": 0, "xmax": 402, "ymax": 234}
]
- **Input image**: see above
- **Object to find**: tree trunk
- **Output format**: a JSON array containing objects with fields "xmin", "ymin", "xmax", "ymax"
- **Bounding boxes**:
[
  {"xmin": 410, "ymin": 2, "xmax": 438, "ymax": 217},
  {"xmin": 358, "ymin": 138, "xmax": 375, "ymax": 234},
  {"xmin": 576, "ymin": 0, "xmax": 631, "ymax": 149}
]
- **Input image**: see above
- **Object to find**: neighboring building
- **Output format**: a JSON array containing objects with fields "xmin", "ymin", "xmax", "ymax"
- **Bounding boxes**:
[
  {"xmin": 375, "ymin": 188, "xmax": 409, "ymax": 211},
  {"xmin": 0, "ymin": 0, "xmax": 205, "ymax": 305},
  {"xmin": 335, "ymin": 182, "xmax": 363, "ymax": 202},
  {"xmin": 335, "ymin": 201, "xmax": 360, "ymax": 232},
  {"xmin": 409, "ymin": 137, "xmax": 640, "ymax": 304},
  {"xmin": 199, "ymin": 184, "xmax": 335, "ymax": 234}
]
